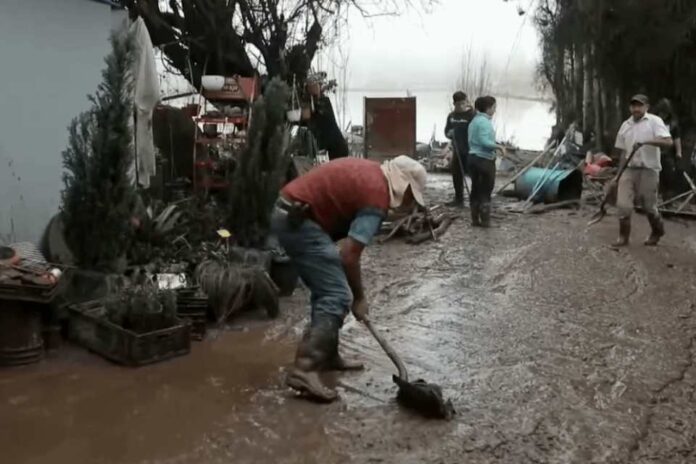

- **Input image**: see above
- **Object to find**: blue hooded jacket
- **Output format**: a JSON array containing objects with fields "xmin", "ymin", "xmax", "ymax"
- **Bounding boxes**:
[{"xmin": 468, "ymin": 112, "xmax": 497, "ymax": 160}]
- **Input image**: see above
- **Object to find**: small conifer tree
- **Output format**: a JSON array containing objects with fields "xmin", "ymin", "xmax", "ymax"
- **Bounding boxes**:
[{"xmin": 61, "ymin": 32, "xmax": 137, "ymax": 271}]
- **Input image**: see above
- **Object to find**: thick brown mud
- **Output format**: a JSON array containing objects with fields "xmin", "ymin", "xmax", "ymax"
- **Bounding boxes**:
[{"xmin": 2, "ymin": 173, "xmax": 696, "ymax": 463}]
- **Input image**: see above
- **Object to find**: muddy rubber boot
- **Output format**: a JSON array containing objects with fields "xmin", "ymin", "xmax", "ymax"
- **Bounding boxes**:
[
  {"xmin": 644, "ymin": 214, "xmax": 665, "ymax": 246},
  {"xmin": 285, "ymin": 317, "xmax": 340, "ymax": 402},
  {"xmin": 612, "ymin": 218, "xmax": 631, "ymax": 248},
  {"xmin": 324, "ymin": 336, "xmax": 364, "ymax": 372},
  {"xmin": 446, "ymin": 198, "xmax": 464, "ymax": 208},
  {"xmin": 479, "ymin": 203, "xmax": 491, "ymax": 228},
  {"xmin": 470, "ymin": 203, "xmax": 481, "ymax": 227}
]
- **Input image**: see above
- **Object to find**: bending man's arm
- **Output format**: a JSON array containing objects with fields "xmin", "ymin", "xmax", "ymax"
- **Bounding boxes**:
[{"xmin": 340, "ymin": 211, "xmax": 384, "ymax": 321}]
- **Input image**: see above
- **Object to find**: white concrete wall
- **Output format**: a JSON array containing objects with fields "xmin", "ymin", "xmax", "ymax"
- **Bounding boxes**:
[{"xmin": 0, "ymin": 0, "xmax": 115, "ymax": 243}]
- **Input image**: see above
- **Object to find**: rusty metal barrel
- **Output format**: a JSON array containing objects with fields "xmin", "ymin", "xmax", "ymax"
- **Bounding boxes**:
[{"xmin": 0, "ymin": 300, "xmax": 44, "ymax": 366}]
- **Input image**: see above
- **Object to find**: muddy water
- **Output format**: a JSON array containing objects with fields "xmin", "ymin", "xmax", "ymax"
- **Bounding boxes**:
[{"xmin": 2, "ymin": 173, "xmax": 696, "ymax": 463}]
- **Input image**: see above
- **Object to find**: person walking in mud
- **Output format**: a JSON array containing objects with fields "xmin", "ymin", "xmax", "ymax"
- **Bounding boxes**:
[
  {"xmin": 612, "ymin": 94, "xmax": 673, "ymax": 247},
  {"xmin": 444, "ymin": 91, "xmax": 475, "ymax": 207},
  {"xmin": 270, "ymin": 156, "xmax": 427, "ymax": 402},
  {"xmin": 467, "ymin": 95, "xmax": 505, "ymax": 227}
]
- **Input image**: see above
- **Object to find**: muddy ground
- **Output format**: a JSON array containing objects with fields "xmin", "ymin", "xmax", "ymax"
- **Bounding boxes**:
[{"xmin": 2, "ymin": 173, "xmax": 696, "ymax": 464}]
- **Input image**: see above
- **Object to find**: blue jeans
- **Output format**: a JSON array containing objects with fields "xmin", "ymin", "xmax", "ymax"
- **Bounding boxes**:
[{"xmin": 270, "ymin": 207, "xmax": 352, "ymax": 326}]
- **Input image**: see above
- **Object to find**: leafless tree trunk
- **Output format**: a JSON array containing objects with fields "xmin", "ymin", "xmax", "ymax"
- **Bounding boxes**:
[
  {"xmin": 582, "ymin": 45, "xmax": 593, "ymax": 133},
  {"xmin": 455, "ymin": 44, "xmax": 492, "ymax": 100}
]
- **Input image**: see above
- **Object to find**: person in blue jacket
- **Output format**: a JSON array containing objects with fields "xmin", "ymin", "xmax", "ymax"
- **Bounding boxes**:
[{"xmin": 467, "ymin": 96, "xmax": 505, "ymax": 227}]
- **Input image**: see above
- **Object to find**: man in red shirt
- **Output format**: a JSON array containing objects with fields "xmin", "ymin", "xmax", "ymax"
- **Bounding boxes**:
[{"xmin": 271, "ymin": 155, "xmax": 427, "ymax": 401}]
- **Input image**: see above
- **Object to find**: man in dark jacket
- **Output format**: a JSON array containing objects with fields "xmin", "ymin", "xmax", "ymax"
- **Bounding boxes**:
[
  {"xmin": 304, "ymin": 75, "xmax": 349, "ymax": 159},
  {"xmin": 444, "ymin": 91, "xmax": 475, "ymax": 207}
]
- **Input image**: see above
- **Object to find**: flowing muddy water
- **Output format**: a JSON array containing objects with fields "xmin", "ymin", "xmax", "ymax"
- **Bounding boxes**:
[{"xmin": 2, "ymin": 174, "xmax": 696, "ymax": 463}]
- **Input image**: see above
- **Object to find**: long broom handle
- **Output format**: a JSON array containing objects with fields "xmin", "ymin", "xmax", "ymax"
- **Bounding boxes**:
[
  {"xmin": 363, "ymin": 319, "xmax": 409, "ymax": 381},
  {"xmin": 597, "ymin": 144, "xmax": 641, "ymax": 209},
  {"xmin": 451, "ymin": 137, "xmax": 471, "ymax": 197}
]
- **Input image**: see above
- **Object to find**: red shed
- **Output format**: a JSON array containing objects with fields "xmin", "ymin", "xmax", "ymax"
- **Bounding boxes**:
[{"xmin": 363, "ymin": 97, "xmax": 416, "ymax": 161}]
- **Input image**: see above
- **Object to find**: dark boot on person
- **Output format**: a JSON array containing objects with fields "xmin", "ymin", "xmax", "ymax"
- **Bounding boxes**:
[
  {"xmin": 286, "ymin": 316, "xmax": 341, "ymax": 402},
  {"xmin": 479, "ymin": 203, "xmax": 491, "ymax": 228},
  {"xmin": 644, "ymin": 214, "xmax": 665, "ymax": 246},
  {"xmin": 612, "ymin": 218, "xmax": 631, "ymax": 248},
  {"xmin": 324, "ymin": 338, "xmax": 364, "ymax": 372},
  {"xmin": 470, "ymin": 203, "xmax": 481, "ymax": 227}
]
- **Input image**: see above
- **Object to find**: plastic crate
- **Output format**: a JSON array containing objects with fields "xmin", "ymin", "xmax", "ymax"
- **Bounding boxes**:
[
  {"xmin": 175, "ymin": 287, "xmax": 209, "ymax": 341},
  {"xmin": 68, "ymin": 300, "xmax": 191, "ymax": 366}
]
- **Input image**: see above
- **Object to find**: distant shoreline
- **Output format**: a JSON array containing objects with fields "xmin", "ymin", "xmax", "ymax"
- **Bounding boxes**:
[{"xmin": 343, "ymin": 89, "xmax": 553, "ymax": 104}]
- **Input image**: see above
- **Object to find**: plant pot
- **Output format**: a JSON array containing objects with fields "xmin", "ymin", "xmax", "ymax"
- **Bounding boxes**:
[
  {"xmin": 270, "ymin": 256, "xmax": 299, "ymax": 297},
  {"xmin": 201, "ymin": 75, "xmax": 225, "ymax": 91},
  {"xmin": 286, "ymin": 109, "xmax": 302, "ymax": 122}
]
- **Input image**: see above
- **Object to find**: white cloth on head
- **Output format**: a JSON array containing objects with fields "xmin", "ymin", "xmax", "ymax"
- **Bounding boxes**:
[
  {"xmin": 129, "ymin": 17, "xmax": 160, "ymax": 188},
  {"xmin": 380, "ymin": 155, "xmax": 427, "ymax": 209}
]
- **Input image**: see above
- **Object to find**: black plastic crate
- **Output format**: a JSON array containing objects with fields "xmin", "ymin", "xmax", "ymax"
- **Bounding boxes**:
[
  {"xmin": 68, "ymin": 300, "xmax": 191, "ymax": 366},
  {"xmin": 176, "ymin": 287, "xmax": 209, "ymax": 341},
  {"xmin": 176, "ymin": 308, "xmax": 206, "ymax": 340}
]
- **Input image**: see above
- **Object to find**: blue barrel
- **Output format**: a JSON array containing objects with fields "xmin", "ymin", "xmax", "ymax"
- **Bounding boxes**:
[{"xmin": 514, "ymin": 167, "xmax": 583, "ymax": 203}]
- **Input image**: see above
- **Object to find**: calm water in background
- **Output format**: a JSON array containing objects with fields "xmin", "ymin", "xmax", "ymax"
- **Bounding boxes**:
[{"xmin": 334, "ymin": 90, "xmax": 555, "ymax": 151}]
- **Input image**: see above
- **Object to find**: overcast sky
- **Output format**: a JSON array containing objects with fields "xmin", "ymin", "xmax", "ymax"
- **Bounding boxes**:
[{"xmin": 317, "ymin": 0, "xmax": 540, "ymax": 94}]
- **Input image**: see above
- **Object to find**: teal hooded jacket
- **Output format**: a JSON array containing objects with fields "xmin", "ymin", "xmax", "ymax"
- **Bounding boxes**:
[{"xmin": 468, "ymin": 112, "xmax": 497, "ymax": 160}]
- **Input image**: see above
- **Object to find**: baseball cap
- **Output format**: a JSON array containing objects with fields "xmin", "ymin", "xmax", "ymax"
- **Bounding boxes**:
[
  {"xmin": 630, "ymin": 94, "xmax": 649, "ymax": 105},
  {"xmin": 380, "ymin": 155, "xmax": 427, "ymax": 208}
]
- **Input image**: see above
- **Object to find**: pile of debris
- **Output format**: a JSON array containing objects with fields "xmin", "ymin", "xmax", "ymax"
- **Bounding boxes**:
[
  {"xmin": 380, "ymin": 205, "xmax": 458, "ymax": 244},
  {"xmin": 659, "ymin": 171, "xmax": 696, "ymax": 219}
]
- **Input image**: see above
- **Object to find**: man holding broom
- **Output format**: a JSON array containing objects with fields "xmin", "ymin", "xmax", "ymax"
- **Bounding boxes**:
[
  {"xmin": 444, "ymin": 91, "xmax": 475, "ymax": 208},
  {"xmin": 612, "ymin": 94, "xmax": 673, "ymax": 247}
]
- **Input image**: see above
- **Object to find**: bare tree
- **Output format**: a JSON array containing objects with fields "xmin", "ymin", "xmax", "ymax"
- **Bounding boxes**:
[
  {"xmin": 126, "ymin": 0, "xmax": 437, "ymax": 89},
  {"xmin": 454, "ymin": 44, "xmax": 493, "ymax": 101}
]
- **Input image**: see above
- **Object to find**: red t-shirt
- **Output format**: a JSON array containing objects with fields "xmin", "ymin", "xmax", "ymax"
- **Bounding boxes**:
[{"xmin": 281, "ymin": 158, "xmax": 390, "ymax": 240}]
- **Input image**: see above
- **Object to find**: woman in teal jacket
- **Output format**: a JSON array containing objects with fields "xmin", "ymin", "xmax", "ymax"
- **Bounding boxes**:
[{"xmin": 467, "ymin": 96, "xmax": 505, "ymax": 227}]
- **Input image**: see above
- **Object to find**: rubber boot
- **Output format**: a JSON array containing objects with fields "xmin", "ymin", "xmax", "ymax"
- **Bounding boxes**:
[
  {"xmin": 285, "ymin": 317, "xmax": 340, "ymax": 402},
  {"xmin": 324, "ymin": 336, "xmax": 364, "ymax": 372},
  {"xmin": 612, "ymin": 218, "xmax": 631, "ymax": 248},
  {"xmin": 479, "ymin": 203, "xmax": 491, "ymax": 228},
  {"xmin": 644, "ymin": 214, "xmax": 665, "ymax": 246},
  {"xmin": 470, "ymin": 203, "xmax": 481, "ymax": 227}
]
